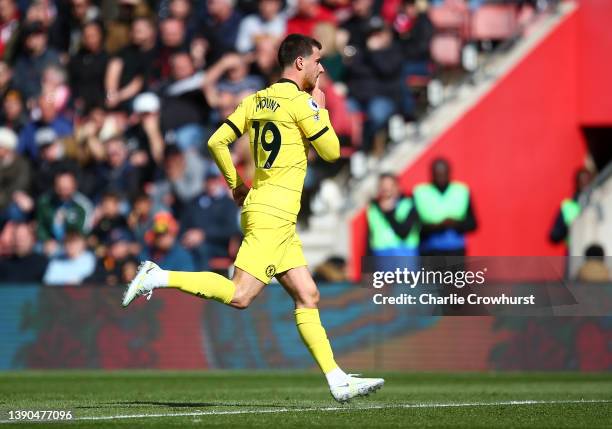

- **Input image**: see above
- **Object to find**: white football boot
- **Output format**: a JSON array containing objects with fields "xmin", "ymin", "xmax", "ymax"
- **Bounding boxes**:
[
  {"xmin": 330, "ymin": 374, "xmax": 385, "ymax": 403},
  {"xmin": 122, "ymin": 261, "xmax": 166, "ymax": 307}
]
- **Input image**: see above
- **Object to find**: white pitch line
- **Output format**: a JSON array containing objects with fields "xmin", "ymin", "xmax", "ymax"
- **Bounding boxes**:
[{"xmin": 1, "ymin": 399, "xmax": 610, "ymax": 424}]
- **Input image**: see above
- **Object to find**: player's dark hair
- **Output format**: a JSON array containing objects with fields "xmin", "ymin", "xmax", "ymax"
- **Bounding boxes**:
[{"xmin": 277, "ymin": 34, "xmax": 322, "ymax": 69}]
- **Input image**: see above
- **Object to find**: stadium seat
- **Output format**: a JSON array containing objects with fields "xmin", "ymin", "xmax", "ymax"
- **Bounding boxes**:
[
  {"xmin": 429, "ymin": 5, "xmax": 466, "ymax": 31},
  {"xmin": 471, "ymin": 4, "xmax": 518, "ymax": 41},
  {"xmin": 429, "ymin": 0, "xmax": 470, "ymax": 37},
  {"xmin": 430, "ymin": 33, "xmax": 463, "ymax": 67}
]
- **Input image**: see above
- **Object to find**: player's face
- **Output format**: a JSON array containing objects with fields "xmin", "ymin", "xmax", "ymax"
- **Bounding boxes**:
[{"xmin": 302, "ymin": 47, "xmax": 324, "ymax": 92}]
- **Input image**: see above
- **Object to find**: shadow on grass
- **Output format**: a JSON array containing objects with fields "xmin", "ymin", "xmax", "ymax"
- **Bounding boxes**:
[{"xmin": 75, "ymin": 401, "xmax": 302, "ymax": 409}]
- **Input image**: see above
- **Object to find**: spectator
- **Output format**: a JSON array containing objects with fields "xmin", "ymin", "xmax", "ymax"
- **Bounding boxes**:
[
  {"xmin": 179, "ymin": 172, "xmax": 240, "ymax": 270},
  {"xmin": 150, "ymin": 144, "xmax": 206, "ymax": 215},
  {"xmin": 68, "ymin": 20, "xmax": 109, "ymax": 112},
  {"xmin": 286, "ymin": 0, "xmax": 336, "ymax": 37},
  {"xmin": 51, "ymin": 0, "xmax": 100, "ymax": 55},
  {"xmin": 249, "ymin": 35, "xmax": 281, "ymax": 85},
  {"xmin": 1, "ymin": 89, "xmax": 28, "ymax": 132},
  {"xmin": 31, "ymin": 127, "xmax": 81, "ymax": 198},
  {"xmin": 0, "ymin": 60, "xmax": 14, "ymax": 102},
  {"xmin": 235, "ymin": 0, "xmax": 286, "ymax": 54},
  {"xmin": 104, "ymin": 17, "xmax": 154, "ymax": 111},
  {"xmin": 550, "ymin": 167, "xmax": 593, "ymax": 247},
  {"xmin": 338, "ymin": 0, "xmax": 374, "ymax": 51},
  {"xmin": 36, "ymin": 169, "xmax": 93, "ymax": 256},
  {"xmin": 395, "ymin": 0, "xmax": 434, "ymax": 63},
  {"xmin": 0, "ymin": 0, "xmax": 20, "ymax": 60},
  {"xmin": 127, "ymin": 193, "xmax": 154, "ymax": 245},
  {"xmin": 0, "ymin": 127, "xmax": 31, "ymax": 226},
  {"xmin": 22, "ymin": 0, "xmax": 56, "ymax": 31},
  {"xmin": 131, "ymin": 15, "xmax": 160, "ymax": 87},
  {"xmin": 313, "ymin": 22, "xmax": 344, "ymax": 82},
  {"xmin": 89, "ymin": 191, "xmax": 129, "ymax": 251},
  {"xmin": 215, "ymin": 54, "xmax": 264, "ymax": 105},
  {"xmin": 40, "ymin": 64, "xmax": 71, "ymax": 113},
  {"xmin": 159, "ymin": 52, "xmax": 210, "ymax": 152},
  {"xmin": 165, "ymin": 0, "xmax": 200, "ymax": 38},
  {"xmin": 345, "ymin": 17, "xmax": 402, "ymax": 155},
  {"xmin": 13, "ymin": 21, "xmax": 61, "ymax": 102},
  {"xmin": 189, "ymin": 32, "xmax": 209, "ymax": 70},
  {"xmin": 93, "ymin": 135, "xmax": 143, "ymax": 201},
  {"xmin": 74, "ymin": 105, "xmax": 107, "ymax": 166},
  {"xmin": 87, "ymin": 227, "xmax": 138, "ymax": 286},
  {"xmin": 103, "ymin": 0, "xmax": 152, "ymax": 54},
  {"xmin": 205, "ymin": 53, "xmax": 263, "ymax": 123},
  {"xmin": 413, "ymin": 158, "xmax": 477, "ymax": 261},
  {"xmin": 18, "ymin": 92, "xmax": 73, "ymax": 161},
  {"xmin": 127, "ymin": 91, "xmax": 165, "ymax": 168},
  {"xmin": 201, "ymin": 0, "xmax": 243, "ymax": 62},
  {"xmin": 577, "ymin": 244, "xmax": 610, "ymax": 283},
  {"xmin": 0, "ymin": 222, "xmax": 48, "ymax": 282},
  {"xmin": 395, "ymin": 0, "xmax": 434, "ymax": 118},
  {"xmin": 43, "ymin": 230, "xmax": 96, "ymax": 285},
  {"xmin": 140, "ymin": 211, "xmax": 195, "ymax": 271},
  {"xmin": 157, "ymin": 17, "xmax": 189, "ymax": 80}
]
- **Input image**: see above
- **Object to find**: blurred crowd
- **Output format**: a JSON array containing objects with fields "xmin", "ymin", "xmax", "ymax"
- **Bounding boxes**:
[{"xmin": 0, "ymin": 0, "xmax": 537, "ymax": 285}]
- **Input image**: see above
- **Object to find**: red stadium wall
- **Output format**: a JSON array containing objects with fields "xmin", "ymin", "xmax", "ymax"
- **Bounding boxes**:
[
  {"xmin": 577, "ymin": 0, "xmax": 612, "ymax": 125},
  {"xmin": 351, "ymin": 6, "xmax": 595, "ymax": 279}
]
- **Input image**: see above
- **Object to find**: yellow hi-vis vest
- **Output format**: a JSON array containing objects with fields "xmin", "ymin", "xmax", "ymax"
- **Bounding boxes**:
[
  {"xmin": 367, "ymin": 198, "xmax": 420, "ymax": 253},
  {"xmin": 413, "ymin": 182, "xmax": 470, "ymax": 251}
]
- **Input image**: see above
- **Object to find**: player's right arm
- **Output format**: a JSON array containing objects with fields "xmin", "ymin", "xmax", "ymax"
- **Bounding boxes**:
[
  {"xmin": 293, "ymin": 90, "xmax": 340, "ymax": 163},
  {"xmin": 207, "ymin": 95, "xmax": 253, "ymax": 190}
]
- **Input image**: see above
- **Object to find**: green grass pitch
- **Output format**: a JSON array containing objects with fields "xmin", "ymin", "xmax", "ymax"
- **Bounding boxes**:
[{"xmin": 1, "ymin": 371, "xmax": 611, "ymax": 428}]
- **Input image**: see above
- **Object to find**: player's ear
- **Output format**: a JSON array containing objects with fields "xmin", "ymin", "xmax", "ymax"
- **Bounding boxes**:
[{"xmin": 296, "ymin": 56, "xmax": 304, "ymax": 71}]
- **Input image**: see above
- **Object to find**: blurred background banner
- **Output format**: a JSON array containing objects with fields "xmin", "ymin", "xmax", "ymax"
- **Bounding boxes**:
[{"xmin": 1, "ymin": 282, "xmax": 610, "ymax": 371}]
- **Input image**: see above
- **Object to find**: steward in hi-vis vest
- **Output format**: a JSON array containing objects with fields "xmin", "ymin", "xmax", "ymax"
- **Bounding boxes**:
[
  {"xmin": 413, "ymin": 158, "xmax": 477, "ymax": 257},
  {"xmin": 549, "ymin": 168, "xmax": 592, "ymax": 248},
  {"xmin": 367, "ymin": 174, "xmax": 420, "ymax": 257},
  {"xmin": 367, "ymin": 174, "xmax": 420, "ymax": 271}
]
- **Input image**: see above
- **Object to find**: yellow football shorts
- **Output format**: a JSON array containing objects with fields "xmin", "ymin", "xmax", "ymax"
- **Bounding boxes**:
[{"xmin": 234, "ymin": 211, "xmax": 307, "ymax": 283}]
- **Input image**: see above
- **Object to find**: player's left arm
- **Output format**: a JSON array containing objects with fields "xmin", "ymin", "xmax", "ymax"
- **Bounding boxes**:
[{"xmin": 295, "ymin": 92, "xmax": 340, "ymax": 163}]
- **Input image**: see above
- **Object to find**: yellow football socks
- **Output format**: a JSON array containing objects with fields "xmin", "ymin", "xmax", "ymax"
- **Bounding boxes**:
[
  {"xmin": 295, "ymin": 308, "xmax": 338, "ymax": 374},
  {"xmin": 167, "ymin": 271, "xmax": 236, "ymax": 305}
]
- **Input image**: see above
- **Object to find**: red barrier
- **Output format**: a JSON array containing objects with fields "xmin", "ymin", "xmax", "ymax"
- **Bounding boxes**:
[{"xmin": 577, "ymin": 0, "xmax": 612, "ymax": 124}]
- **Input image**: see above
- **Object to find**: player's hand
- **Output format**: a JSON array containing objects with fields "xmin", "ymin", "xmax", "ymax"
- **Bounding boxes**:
[
  {"xmin": 232, "ymin": 184, "xmax": 250, "ymax": 207},
  {"xmin": 311, "ymin": 78, "xmax": 326, "ymax": 109}
]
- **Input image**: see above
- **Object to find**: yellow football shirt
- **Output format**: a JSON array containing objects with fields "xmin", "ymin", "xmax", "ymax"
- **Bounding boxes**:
[{"xmin": 208, "ymin": 79, "xmax": 340, "ymax": 222}]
